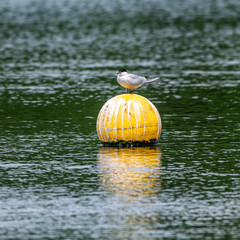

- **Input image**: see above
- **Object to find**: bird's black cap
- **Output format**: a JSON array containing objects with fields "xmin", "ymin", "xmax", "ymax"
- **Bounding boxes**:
[{"xmin": 118, "ymin": 68, "xmax": 127, "ymax": 72}]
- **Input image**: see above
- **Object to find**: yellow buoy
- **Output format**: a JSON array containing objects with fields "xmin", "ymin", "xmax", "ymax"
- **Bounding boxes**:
[{"xmin": 96, "ymin": 94, "xmax": 161, "ymax": 145}]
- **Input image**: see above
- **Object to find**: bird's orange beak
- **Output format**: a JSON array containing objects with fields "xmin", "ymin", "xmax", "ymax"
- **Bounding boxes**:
[{"xmin": 118, "ymin": 72, "xmax": 121, "ymax": 75}]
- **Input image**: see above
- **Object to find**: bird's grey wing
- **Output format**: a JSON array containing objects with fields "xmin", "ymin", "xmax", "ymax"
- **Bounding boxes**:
[{"xmin": 128, "ymin": 73, "xmax": 146, "ymax": 84}]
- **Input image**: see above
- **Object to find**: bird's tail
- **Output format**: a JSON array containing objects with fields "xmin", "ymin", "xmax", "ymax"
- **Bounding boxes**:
[{"xmin": 146, "ymin": 77, "xmax": 159, "ymax": 83}]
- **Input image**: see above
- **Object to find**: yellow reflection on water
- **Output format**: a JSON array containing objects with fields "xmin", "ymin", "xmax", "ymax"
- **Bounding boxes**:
[{"xmin": 97, "ymin": 146, "xmax": 162, "ymax": 199}]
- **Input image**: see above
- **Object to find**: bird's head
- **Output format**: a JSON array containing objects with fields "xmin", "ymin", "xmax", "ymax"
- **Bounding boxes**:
[{"xmin": 118, "ymin": 68, "xmax": 127, "ymax": 75}]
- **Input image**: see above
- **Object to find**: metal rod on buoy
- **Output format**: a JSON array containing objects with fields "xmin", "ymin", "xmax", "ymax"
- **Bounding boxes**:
[{"xmin": 96, "ymin": 94, "xmax": 161, "ymax": 146}]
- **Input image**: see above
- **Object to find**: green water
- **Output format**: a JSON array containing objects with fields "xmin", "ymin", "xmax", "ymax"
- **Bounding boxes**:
[{"xmin": 0, "ymin": 0, "xmax": 240, "ymax": 239}]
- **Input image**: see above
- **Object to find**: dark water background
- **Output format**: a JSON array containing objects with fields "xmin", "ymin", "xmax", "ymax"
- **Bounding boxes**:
[{"xmin": 0, "ymin": 0, "xmax": 240, "ymax": 239}]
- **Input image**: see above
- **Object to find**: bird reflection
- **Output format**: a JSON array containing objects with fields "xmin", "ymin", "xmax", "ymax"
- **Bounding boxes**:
[{"xmin": 97, "ymin": 146, "xmax": 162, "ymax": 200}]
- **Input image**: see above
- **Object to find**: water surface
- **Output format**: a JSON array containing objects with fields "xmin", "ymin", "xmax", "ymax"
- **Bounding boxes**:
[{"xmin": 0, "ymin": 0, "xmax": 240, "ymax": 239}]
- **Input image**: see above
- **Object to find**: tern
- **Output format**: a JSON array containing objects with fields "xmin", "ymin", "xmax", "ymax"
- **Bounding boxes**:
[{"xmin": 117, "ymin": 68, "xmax": 159, "ymax": 94}]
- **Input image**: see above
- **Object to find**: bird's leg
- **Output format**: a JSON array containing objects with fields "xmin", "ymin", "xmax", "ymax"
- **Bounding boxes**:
[
  {"xmin": 126, "ymin": 88, "xmax": 128, "ymax": 94},
  {"xmin": 132, "ymin": 89, "xmax": 135, "ymax": 94}
]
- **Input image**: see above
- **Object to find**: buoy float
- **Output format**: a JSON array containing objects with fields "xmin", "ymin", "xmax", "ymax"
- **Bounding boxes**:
[{"xmin": 96, "ymin": 94, "xmax": 161, "ymax": 146}]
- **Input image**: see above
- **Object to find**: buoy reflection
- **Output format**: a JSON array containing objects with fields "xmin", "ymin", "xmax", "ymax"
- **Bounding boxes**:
[{"xmin": 97, "ymin": 146, "xmax": 162, "ymax": 199}]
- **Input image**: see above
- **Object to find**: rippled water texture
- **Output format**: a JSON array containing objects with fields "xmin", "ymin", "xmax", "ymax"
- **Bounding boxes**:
[{"xmin": 0, "ymin": 0, "xmax": 240, "ymax": 239}]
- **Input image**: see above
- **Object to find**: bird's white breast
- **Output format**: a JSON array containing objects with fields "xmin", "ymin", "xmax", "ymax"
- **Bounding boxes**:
[{"xmin": 117, "ymin": 73, "xmax": 145, "ymax": 89}]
